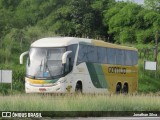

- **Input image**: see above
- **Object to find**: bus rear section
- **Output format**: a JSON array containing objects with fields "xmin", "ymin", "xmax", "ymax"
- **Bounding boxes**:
[{"xmin": 76, "ymin": 41, "xmax": 138, "ymax": 94}]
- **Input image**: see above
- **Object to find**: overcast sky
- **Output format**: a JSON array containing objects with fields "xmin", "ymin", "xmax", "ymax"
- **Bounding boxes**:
[
  {"xmin": 133, "ymin": 0, "xmax": 144, "ymax": 4},
  {"xmin": 116, "ymin": 0, "xmax": 144, "ymax": 5}
]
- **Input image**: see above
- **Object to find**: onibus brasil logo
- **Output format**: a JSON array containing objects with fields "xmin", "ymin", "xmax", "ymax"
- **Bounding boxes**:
[{"xmin": 2, "ymin": 112, "xmax": 42, "ymax": 118}]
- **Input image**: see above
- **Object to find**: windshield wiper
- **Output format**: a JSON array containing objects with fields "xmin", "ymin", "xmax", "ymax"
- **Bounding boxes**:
[
  {"xmin": 26, "ymin": 74, "xmax": 35, "ymax": 79},
  {"xmin": 45, "ymin": 52, "xmax": 53, "ymax": 78},
  {"xmin": 45, "ymin": 64, "xmax": 53, "ymax": 78},
  {"xmin": 40, "ymin": 59, "xmax": 43, "ymax": 71}
]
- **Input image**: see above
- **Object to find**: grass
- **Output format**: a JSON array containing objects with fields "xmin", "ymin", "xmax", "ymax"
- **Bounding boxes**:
[{"xmin": 0, "ymin": 94, "xmax": 160, "ymax": 111}]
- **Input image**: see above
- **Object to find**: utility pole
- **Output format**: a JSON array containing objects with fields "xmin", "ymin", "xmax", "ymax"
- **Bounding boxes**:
[
  {"xmin": 154, "ymin": 30, "xmax": 159, "ymax": 77},
  {"xmin": 154, "ymin": 30, "xmax": 159, "ymax": 62}
]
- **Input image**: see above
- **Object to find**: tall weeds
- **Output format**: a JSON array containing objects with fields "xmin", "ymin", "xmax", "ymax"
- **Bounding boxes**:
[{"xmin": 0, "ymin": 94, "xmax": 160, "ymax": 111}]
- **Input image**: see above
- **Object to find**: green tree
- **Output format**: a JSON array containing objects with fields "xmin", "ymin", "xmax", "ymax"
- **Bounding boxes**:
[
  {"xmin": 119, "ymin": 27, "xmax": 135, "ymax": 43},
  {"xmin": 144, "ymin": 0, "xmax": 160, "ymax": 12},
  {"xmin": 0, "ymin": 0, "xmax": 21, "ymax": 10},
  {"xmin": 70, "ymin": 0, "xmax": 92, "ymax": 37},
  {"xmin": 105, "ymin": 2, "xmax": 142, "ymax": 43}
]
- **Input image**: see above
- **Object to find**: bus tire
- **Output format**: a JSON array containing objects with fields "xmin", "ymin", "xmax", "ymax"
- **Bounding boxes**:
[
  {"xmin": 122, "ymin": 83, "xmax": 128, "ymax": 94},
  {"xmin": 116, "ymin": 82, "xmax": 122, "ymax": 94},
  {"xmin": 75, "ymin": 81, "xmax": 82, "ymax": 94}
]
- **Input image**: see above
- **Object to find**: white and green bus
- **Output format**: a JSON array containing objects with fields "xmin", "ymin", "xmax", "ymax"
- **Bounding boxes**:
[{"xmin": 20, "ymin": 37, "xmax": 138, "ymax": 94}]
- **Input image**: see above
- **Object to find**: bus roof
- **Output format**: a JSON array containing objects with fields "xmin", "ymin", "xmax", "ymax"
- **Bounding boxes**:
[
  {"xmin": 92, "ymin": 40, "xmax": 137, "ymax": 51},
  {"xmin": 31, "ymin": 37, "xmax": 137, "ymax": 51},
  {"xmin": 31, "ymin": 37, "xmax": 91, "ymax": 47}
]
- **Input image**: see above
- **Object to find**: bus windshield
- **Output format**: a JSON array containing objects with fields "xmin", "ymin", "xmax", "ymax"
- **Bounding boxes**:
[{"xmin": 27, "ymin": 47, "xmax": 66, "ymax": 79}]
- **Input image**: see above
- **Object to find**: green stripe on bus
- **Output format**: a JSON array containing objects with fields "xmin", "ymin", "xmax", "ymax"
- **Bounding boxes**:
[
  {"xmin": 45, "ymin": 79, "xmax": 59, "ymax": 83},
  {"xmin": 86, "ymin": 63, "xmax": 107, "ymax": 88}
]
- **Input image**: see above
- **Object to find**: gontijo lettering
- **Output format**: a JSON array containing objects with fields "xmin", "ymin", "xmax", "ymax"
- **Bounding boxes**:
[{"xmin": 108, "ymin": 67, "xmax": 126, "ymax": 74}]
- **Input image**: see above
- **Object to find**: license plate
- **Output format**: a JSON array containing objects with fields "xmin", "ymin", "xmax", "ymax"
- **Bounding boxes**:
[{"xmin": 39, "ymin": 88, "xmax": 46, "ymax": 92}]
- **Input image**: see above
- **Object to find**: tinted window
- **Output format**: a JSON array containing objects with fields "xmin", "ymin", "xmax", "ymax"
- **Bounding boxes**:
[
  {"xmin": 67, "ymin": 44, "xmax": 78, "ymax": 64},
  {"xmin": 116, "ymin": 49, "xmax": 125, "ymax": 65},
  {"xmin": 97, "ymin": 47, "xmax": 107, "ymax": 63},
  {"xmin": 87, "ymin": 46, "xmax": 97, "ymax": 63},
  {"xmin": 107, "ymin": 48, "xmax": 116, "ymax": 64},
  {"xmin": 125, "ymin": 50, "xmax": 133, "ymax": 66},
  {"xmin": 77, "ymin": 44, "xmax": 138, "ymax": 66},
  {"xmin": 77, "ymin": 45, "xmax": 88, "ymax": 63}
]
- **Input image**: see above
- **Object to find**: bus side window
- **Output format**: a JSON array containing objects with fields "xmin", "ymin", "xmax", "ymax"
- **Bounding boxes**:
[
  {"xmin": 77, "ymin": 44, "xmax": 88, "ymax": 64},
  {"xmin": 97, "ymin": 47, "xmax": 107, "ymax": 63},
  {"xmin": 87, "ymin": 46, "xmax": 97, "ymax": 63},
  {"xmin": 116, "ymin": 49, "xmax": 125, "ymax": 65},
  {"xmin": 125, "ymin": 50, "xmax": 133, "ymax": 66},
  {"xmin": 107, "ymin": 48, "xmax": 116, "ymax": 64},
  {"xmin": 67, "ymin": 44, "xmax": 78, "ymax": 66}
]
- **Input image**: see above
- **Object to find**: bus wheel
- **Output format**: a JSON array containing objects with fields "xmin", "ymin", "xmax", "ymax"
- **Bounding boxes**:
[
  {"xmin": 122, "ymin": 83, "xmax": 128, "ymax": 94},
  {"xmin": 116, "ymin": 82, "xmax": 122, "ymax": 94},
  {"xmin": 75, "ymin": 81, "xmax": 82, "ymax": 94}
]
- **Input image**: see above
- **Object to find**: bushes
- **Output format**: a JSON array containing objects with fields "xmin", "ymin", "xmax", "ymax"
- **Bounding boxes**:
[{"xmin": 12, "ymin": 66, "xmax": 25, "ymax": 92}]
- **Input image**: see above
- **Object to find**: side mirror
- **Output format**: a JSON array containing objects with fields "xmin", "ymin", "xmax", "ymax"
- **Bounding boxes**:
[
  {"xmin": 20, "ymin": 51, "xmax": 29, "ymax": 64},
  {"xmin": 62, "ymin": 51, "xmax": 72, "ymax": 64}
]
